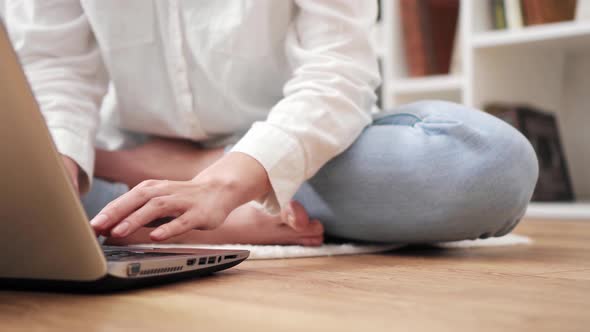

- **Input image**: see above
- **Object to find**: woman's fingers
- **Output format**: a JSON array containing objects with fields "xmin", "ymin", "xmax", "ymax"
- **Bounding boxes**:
[
  {"xmin": 149, "ymin": 214, "xmax": 192, "ymax": 241},
  {"xmin": 109, "ymin": 195, "xmax": 183, "ymax": 238},
  {"xmin": 89, "ymin": 166, "xmax": 250, "ymax": 241},
  {"xmin": 93, "ymin": 179, "xmax": 215, "ymax": 240},
  {"xmin": 90, "ymin": 180, "xmax": 168, "ymax": 233},
  {"xmin": 150, "ymin": 207, "xmax": 222, "ymax": 241}
]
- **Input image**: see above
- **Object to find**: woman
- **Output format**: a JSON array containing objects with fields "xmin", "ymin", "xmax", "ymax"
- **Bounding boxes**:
[{"xmin": 7, "ymin": 1, "xmax": 538, "ymax": 246}]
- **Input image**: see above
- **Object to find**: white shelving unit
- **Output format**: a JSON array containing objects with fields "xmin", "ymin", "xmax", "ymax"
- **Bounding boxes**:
[
  {"xmin": 392, "ymin": 75, "xmax": 463, "ymax": 96},
  {"xmin": 472, "ymin": 20, "xmax": 590, "ymax": 50},
  {"xmin": 377, "ymin": 0, "xmax": 590, "ymax": 219}
]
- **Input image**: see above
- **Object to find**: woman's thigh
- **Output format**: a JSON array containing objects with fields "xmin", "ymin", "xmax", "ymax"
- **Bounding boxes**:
[{"xmin": 294, "ymin": 100, "xmax": 539, "ymax": 243}]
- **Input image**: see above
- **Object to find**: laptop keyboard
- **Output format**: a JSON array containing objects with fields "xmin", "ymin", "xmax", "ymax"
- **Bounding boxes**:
[{"xmin": 103, "ymin": 249, "xmax": 180, "ymax": 261}]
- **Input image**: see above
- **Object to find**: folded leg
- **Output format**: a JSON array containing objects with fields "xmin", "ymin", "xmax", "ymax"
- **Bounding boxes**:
[{"xmin": 294, "ymin": 100, "xmax": 539, "ymax": 243}]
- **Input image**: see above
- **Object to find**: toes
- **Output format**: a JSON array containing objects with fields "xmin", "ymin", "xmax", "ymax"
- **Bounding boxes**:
[
  {"xmin": 290, "ymin": 218, "xmax": 324, "ymax": 247},
  {"xmin": 307, "ymin": 219, "xmax": 324, "ymax": 235},
  {"xmin": 281, "ymin": 200, "xmax": 311, "ymax": 232},
  {"xmin": 298, "ymin": 236, "xmax": 324, "ymax": 247}
]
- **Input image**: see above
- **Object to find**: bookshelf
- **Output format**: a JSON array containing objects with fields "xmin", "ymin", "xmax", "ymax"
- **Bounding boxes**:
[
  {"xmin": 376, "ymin": 0, "xmax": 590, "ymax": 219},
  {"xmin": 472, "ymin": 20, "xmax": 590, "ymax": 50}
]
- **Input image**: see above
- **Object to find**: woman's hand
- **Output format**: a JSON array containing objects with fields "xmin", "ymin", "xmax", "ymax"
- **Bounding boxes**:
[{"xmin": 90, "ymin": 152, "xmax": 271, "ymax": 241}]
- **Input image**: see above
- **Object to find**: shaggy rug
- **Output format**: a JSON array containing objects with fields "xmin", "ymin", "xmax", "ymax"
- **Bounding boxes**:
[{"xmin": 127, "ymin": 234, "xmax": 532, "ymax": 260}]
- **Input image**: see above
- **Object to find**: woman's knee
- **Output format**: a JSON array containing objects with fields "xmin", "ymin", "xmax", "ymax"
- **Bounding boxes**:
[
  {"xmin": 394, "ymin": 100, "xmax": 539, "ymax": 217},
  {"xmin": 370, "ymin": 101, "xmax": 538, "ymax": 241},
  {"xmin": 432, "ymin": 117, "xmax": 539, "ymax": 240},
  {"xmin": 306, "ymin": 101, "xmax": 539, "ymax": 242},
  {"xmin": 484, "ymin": 124, "xmax": 538, "ymax": 235}
]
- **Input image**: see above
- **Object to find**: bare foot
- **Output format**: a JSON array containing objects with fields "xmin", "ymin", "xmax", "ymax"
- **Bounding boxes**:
[{"xmin": 105, "ymin": 201, "xmax": 324, "ymax": 246}]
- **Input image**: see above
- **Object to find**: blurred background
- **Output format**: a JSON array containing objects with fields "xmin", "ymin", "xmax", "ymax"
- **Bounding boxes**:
[
  {"xmin": 371, "ymin": 0, "xmax": 590, "ymax": 222},
  {"xmin": 1, "ymin": 0, "xmax": 589, "ymax": 221}
]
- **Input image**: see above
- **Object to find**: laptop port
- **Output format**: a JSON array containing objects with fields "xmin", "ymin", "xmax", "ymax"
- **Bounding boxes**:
[
  {"xmin": 224, "ymin": 255, "xmax": 238, "ymax": 260},
  {"xmin": 207, "ymin": 256, "xmax": 216, "ymax": 264},
  {"xmin": 198, "ymin": 257, "xmax": 207, "ymax": 265},
  {"xmin": 127, "ymin": 263, "xmax": 141, "ymax": 277},
  {"xmin": 186, "ymin": 258, "xmax": 196, "ymax": 266}
]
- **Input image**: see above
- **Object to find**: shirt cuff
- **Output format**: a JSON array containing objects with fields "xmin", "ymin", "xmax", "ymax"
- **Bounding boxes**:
[
  {"xmin": 50, "ymin": 127, "xmax": 95, "ymax": 194},
  {"xmin": 230, "ymin": 122, "xmax": 306, "ymax": 215}
]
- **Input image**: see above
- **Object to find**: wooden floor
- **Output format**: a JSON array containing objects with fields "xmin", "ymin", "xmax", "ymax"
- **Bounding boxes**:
[{"xmin": 1, "ymin": 219, "xmax": 589, "ymax": 332}]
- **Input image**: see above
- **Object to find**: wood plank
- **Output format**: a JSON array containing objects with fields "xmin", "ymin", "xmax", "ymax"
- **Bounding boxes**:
[{"xmin": 0, "ymin": 218, "xmax": 589, "ymax": 332}]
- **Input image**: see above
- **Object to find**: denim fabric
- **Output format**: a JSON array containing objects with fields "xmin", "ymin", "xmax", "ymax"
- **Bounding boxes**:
[
  {"xmin": 294, "ymin": 100, "xmax": 538, "ymax": 242},
  {"xmin": 82, "ymin": 100, "xmax": 539, "ymax": 243},
  {"xmin": 81, "ymin": 179, "xmax": 129, "ymax": 220}
]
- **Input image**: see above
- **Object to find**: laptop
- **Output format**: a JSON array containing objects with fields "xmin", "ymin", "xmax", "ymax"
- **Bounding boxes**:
[{"xmin": 0, "ymin": 19, "xmax": 249, "ymax": 292}]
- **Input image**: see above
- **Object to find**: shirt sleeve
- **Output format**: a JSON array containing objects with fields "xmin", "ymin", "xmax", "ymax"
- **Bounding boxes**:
[
  {"xmin": 6, "ymin": 0, "xmax": 107, "ymax": 193},
  {"xmin": 231, "ymin": 0, "xmax": 381, "ymax": 214}
]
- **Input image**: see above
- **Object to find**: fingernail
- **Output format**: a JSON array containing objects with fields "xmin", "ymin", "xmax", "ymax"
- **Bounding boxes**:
[
  {"xmin": 150, "ymin": 228, "xmax": 166, "ymax": 240},
  {"xmin": 90, "ymin": 214, "xmax": 108, "ymax": 228},
  {"xmin": 112, "ymin": 222, "xmax": 130, "ymax": 237}
]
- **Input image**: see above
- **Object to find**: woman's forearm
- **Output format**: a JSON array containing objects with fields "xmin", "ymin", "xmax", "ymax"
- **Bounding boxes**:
[{"xmin": 94, "ymin": 139, "xmax": 225, "ymax": 188}]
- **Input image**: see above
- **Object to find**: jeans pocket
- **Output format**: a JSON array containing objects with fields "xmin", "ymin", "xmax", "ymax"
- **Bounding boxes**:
[{"xmin": 373, "ymin": 113, "xmax": 422, "ymax": 126}]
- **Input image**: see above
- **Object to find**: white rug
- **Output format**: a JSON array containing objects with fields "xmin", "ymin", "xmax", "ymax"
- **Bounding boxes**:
[
  {"xmin": 434, "ymin": 233, "xmax": 532, "ymax": 249},
  {"xmin": 127, "ymin": 234, "xmax": 532, "ymax": 260}
]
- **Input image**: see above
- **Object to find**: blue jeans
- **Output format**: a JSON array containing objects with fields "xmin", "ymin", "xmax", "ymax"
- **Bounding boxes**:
[{"xmin": 82, "ymin": 101, "xmax": 539, "ymax": 243}]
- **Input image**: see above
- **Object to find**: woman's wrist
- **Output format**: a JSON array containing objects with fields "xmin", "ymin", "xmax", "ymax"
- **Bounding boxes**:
[{"xmin": 192, "ymin": 151, "xmax": 271, "ymax": 209}]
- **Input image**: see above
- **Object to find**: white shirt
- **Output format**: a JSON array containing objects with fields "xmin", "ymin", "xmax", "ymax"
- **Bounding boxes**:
[{"xmin": 6, "ymin": 0, "xmax": 380, "ymax": 213}]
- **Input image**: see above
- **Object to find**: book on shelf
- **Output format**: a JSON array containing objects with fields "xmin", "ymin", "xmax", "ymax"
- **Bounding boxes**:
[
  {"xmin": 399, "ymin": 0, "xmax": 459, "ymax": 77},
  {"xmin": 485, "ymin": 103, "xmax": 574, "ymax": 202},
  {"xmin": 491, "ymin": 0, "xmax": 524, "ymax": 29},
  {"xmin": 521, "ymin": 0, "xmax": 577, "ymax": 26},
  {"xmin": 491, "ymin": 0, "xmax": 508, "ymax": 29},
  {"xmin": 400, "ymin": 0, "xmax": 434, "ymax": 77},
  {"xmin": 491, "ymin": 0, "xmax": 577, "ymax": 30},
  {"xmin": 506, "ymin": 0, "xmax": 524, "ymax": 28}
]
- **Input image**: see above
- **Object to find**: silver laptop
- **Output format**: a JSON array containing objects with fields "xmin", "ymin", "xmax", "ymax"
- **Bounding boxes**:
[{"xmin": 0, "ymin": 19, "xmax": 249, "ymax": 292}]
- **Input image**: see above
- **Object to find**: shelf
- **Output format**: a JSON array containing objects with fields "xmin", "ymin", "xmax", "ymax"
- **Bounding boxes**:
[
  {"xmin": 525, "ymin": 202, "xmax": 590, "ymax": 220},
  {"xmin": 473, "ymin": 21, "xmax": 590, "ymax": 52},
  {"xmin": 390, "ymin": 75, "xmax": 463, "ymax": 95}
]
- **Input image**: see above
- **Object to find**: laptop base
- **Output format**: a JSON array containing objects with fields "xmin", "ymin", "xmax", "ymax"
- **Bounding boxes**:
[{"xmin": 0, "ymin": 257, "xmax": 246, "ymax": 293}]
